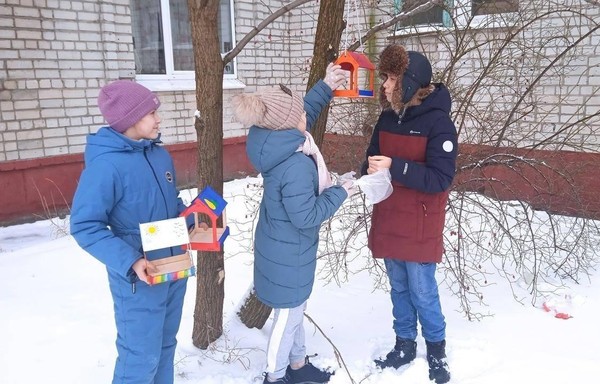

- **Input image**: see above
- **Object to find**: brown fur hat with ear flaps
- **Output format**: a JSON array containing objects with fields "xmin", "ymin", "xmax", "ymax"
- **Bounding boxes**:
[{"xmin": 378, "ymin": 45, "xmax": 433, "ymax": 113}]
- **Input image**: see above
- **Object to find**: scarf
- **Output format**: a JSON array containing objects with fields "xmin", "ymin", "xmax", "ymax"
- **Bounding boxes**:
[{"xmin": 297, "ymin": 131, "xmax": 332, "ymax": 194}]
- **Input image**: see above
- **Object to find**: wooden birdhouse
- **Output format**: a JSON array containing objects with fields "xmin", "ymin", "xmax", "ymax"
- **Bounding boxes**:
[
  {"xmin": 333, "ymin": 51, "xmax": 375, "ymax": 98},
  {"xmin": 139, "ymin": 217, "xmax": 195, "ymax": 285},
  {"xmin": 180, "ymin": 186, "xmax": 230, "ymax": 252}
]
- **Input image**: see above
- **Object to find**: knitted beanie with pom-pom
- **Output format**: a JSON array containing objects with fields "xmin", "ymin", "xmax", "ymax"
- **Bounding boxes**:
[{"xmin": 231, "ymin": 84, "xmax": 304, "ymax": 130}]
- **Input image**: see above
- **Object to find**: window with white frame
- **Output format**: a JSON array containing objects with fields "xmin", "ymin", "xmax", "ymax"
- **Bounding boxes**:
[
  {"xmin": 130, "ymin": 0, "xmax": 235, "ymax": 76},
  {"xmin": 394, "ymin": 0, "xmax": 453, "ymax": 28},
  {"xmin": 471, "ymin": 0, "xmax": 518, "ymax": 16}
]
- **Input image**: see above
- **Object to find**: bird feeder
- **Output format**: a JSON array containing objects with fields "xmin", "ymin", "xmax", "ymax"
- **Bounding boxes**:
[
  {"xmin": 139, "ymin": 217, "xmax": 195, "ymax": 285},
  {"xmin": 333, "ymin": 51, "xmax": 375, "ymax": 98},
  {"xmin": 180, "ymin": 186, "xmax": 230, "ymax": 252}
]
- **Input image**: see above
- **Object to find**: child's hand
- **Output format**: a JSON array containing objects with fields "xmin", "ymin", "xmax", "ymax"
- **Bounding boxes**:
[
  {"xmin": 324, "ymin": 63, "xmax": 347, "ymax": 90},
  {"xmin": 132, "ymin": 258, "xmax": 158, "ymax": 284},
  {"xmin": 337, "ymin": 171, "xmax": 356, "ymax": 184},
  {"xmin": 367, "ymin": 156, "xmax": 392, "ymax": 174},
  {"xmin": 341, "ymin": 180, "xmax": 358, "ymax": 197}
]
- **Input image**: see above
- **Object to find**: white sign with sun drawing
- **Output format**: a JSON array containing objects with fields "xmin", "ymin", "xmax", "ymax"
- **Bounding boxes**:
[{"xmin": 139, "ymin": 217, "xmax": 189, "ymax": 252}]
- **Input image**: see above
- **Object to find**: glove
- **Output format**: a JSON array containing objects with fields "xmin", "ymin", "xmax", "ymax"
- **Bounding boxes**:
[
  {"xmin": 341, "ymin": 180, "xmax": 358, "ymax": 197},
  {"xmin": 323, "ymin": 62, "xmax": 347, "ymax": 91},
  {"xmin": 337, "ymin": 170, "xmax": 356, "ymax": 184}
]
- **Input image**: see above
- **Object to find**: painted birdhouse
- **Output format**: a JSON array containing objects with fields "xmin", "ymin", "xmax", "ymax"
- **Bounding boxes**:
[
  {"xmin": 333, "ymin": 51, "xmax": 375, "ymax": 98},
  {"xmin": 139, "ymin": 217, "xmax": 195, "ymax": 285},
  {"xmin": 180, "ymin": 186, "xmax": 230, "ymax": 252}
]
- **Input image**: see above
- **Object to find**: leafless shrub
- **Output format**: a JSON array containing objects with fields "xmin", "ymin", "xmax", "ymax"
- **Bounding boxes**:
[
  {"xmin": 318, "ymin": 0, "xmax": 600, "ymax": 320},
  {"xmin": 33, "ymin": 178, "xmax": 71, "ymax": 239}
]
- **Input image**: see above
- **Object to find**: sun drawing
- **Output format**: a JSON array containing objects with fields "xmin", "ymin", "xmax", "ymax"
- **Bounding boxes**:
[{"xmin": 146, "ymin": 225, "xmax": 159, "ymax": 236}]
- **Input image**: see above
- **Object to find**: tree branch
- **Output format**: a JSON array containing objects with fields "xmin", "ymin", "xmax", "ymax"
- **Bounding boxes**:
[
  {"xmin": 222, "ymin": 0, "xmax": 312, "ymax": 64},
  {"xmin": 304, "ymin": 312, "xmax": 356, "ymax": 384},
  {"xmin": 347, "ymin": 0, "xmax": 444, "ymax": 51},
  {"xmin": 584, "ymin": 0, "xmax": 600, "ymax": 6}
]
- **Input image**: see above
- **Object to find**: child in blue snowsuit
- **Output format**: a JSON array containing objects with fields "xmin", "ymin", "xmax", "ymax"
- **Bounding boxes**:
[
  {"xmin": 231, "ymin": 64, "xmax": 354, "ymax": 384},
  {"xmin": 70, "ymin": 80, "xmax": 190, "ymax": 384}
]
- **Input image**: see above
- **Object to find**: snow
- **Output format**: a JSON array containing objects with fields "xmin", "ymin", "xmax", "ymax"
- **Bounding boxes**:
[{"xmin": 1, "ymin": 177, "xmax": 598, "ymax": 384}]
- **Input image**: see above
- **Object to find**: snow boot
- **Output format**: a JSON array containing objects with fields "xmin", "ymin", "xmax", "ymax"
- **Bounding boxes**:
[
  {"xmin": 374, "ymin": 337, "xmax": 417, "ymax": 369},
  {"xmin": 286, "ymin": 356, "xmax": 333, "ymax": 384},
  {"xmin": 426, "ymin": 340, "xmax": 451, "ymax": 383}
]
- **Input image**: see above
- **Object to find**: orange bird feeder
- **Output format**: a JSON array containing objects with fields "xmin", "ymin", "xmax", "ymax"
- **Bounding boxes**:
[{"xmin": 333, "ymin": 51, "xmax": 375, "ymax": 98}]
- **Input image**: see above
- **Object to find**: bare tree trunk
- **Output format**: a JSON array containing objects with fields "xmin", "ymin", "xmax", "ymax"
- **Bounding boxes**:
[
  {"xmin": 306, "ymin": 0, "xmax": 347, "ymax": 148},
  {"xmin": 237, "ymin": 287, "xmax": 272, "ymax": 329},
  {"xmin": 187, "ymin": 0, "xmax": 225, "ymax": 349}
]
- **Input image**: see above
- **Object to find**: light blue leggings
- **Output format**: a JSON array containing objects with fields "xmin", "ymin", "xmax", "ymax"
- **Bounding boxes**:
[{"xmin": 266, "ymin": 301, "xmax": 307, "ymax": 380}]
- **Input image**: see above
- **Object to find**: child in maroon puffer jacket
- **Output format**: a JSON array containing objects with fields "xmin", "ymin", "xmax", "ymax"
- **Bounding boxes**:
[{"xmin": 363, "ymin": 45, "xmax": 457, "ymax": 384}]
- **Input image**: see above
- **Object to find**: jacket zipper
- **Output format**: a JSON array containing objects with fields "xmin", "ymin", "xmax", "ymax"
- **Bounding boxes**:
[
  {"xmin": 143, "ymin": 147, "xmax": 174, "ymax": 257},
  {"xmin": 418, "ymin": 202, "xmax": 427, "ymax": 241},
  {"xmin": 398, "ymin": 107, "xmax": 407, "ymax": 125}
]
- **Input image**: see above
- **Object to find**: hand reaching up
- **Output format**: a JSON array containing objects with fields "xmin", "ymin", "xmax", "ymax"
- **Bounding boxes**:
[{"xmin": 324, "ymin": 63, "xmax": 347, "ymax": 91}]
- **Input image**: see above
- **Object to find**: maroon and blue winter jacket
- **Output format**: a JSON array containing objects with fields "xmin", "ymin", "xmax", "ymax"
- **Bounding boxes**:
[{"xmin": 362, "ymin": 83, "xmax": 458, "ymax": 262}]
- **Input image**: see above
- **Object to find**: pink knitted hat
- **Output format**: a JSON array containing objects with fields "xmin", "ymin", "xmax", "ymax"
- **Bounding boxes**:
[
  {"xmin": 231, "ymin": 84, "xmax": 304, "ymax": 130},
  {"xmin": 97, "ymin": 80, "xmax": 160, "ymax": 133}
]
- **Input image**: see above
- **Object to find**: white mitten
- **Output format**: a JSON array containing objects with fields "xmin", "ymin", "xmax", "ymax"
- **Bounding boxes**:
[
  {"xmin": 324, "ymin": 63, "xmax": 347, "ymax": 90},
  {"xmin": 341, "ymin": 180, "xmax": 358, "ymax": 197},
  {"xmin": 337, "ymin": 171, "xmax": 356, "ymax": 184}
]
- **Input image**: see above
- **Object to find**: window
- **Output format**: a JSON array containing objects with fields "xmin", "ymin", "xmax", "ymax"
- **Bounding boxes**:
[
  {"xmin": 471, "ymin": 0, "xmax": 518, "ymax": 16},
  {"xmin": 394, "ymin": 0, "xmax": 453, "ymax": 29},
  {"xmin": 130, "ymin": 0, "xmax": 235, "ymax": 77}
]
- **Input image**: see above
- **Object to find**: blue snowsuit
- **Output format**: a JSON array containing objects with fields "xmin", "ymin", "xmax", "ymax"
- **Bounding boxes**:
[
  {"xmin": 70, "ymin": 127, "xmax": 188, "ymax": 384},
  {"xmin": 246, "ymin": 80, "xmax": 348, "ymax": 308}
]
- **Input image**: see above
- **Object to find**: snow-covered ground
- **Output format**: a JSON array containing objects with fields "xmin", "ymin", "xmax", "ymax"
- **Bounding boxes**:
[{"xmin": 1, "ymin": 177, "xmax": 598, "ymax": 384}]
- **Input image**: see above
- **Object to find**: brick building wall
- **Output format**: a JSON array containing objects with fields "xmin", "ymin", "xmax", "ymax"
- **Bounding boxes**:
[
  {"xmin": 0, "ymin": 0, "xmax": 330, "ymax": 224},
  {"xmin": 1, "ymin": 0, "xmax": 599, "ymax": 224},
  {"xmin": 390, "ymin": 0, "xmax": 600, "ymax": 150},
  {"xmin": 3, "ymin": 0, "xmax": 381, "ymax": 162},
  {"xmin": 2, "ymin": 1, "xmax": 598, "ymax": 160},
  {"xmin": 1, "ymin": 1, "xmax": 132, "ymax": 160}
]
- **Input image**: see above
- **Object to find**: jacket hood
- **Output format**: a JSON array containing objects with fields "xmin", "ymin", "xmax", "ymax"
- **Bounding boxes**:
[
  {"xmin": 246, "ymin": 126, "xmax": 305, "ymax": 173},
  {"xmin": 84, "ymin": 127, "xmax": 161, "ymax": 163},
  {"xmin": 402, "ymin": 83, "xmax": 452, "ymax": 120}
]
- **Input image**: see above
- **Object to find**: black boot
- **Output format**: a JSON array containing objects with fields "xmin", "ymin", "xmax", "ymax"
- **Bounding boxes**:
[
  {"xmin": 286, "ymin": 356, "xmax": 332, "ymax": 384},
  {"xmin": 375, "ymin": 337, "xmax": 417, "ymax": 369},
  {"xmin": 426, "ymin": 340, "xmax": 451, "ymax": 383}
]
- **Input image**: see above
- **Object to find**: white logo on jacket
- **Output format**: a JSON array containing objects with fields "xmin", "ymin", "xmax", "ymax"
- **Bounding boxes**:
[{"xmin": 443, "ymin": 141, "xmax": 454, "ymax": 153}]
